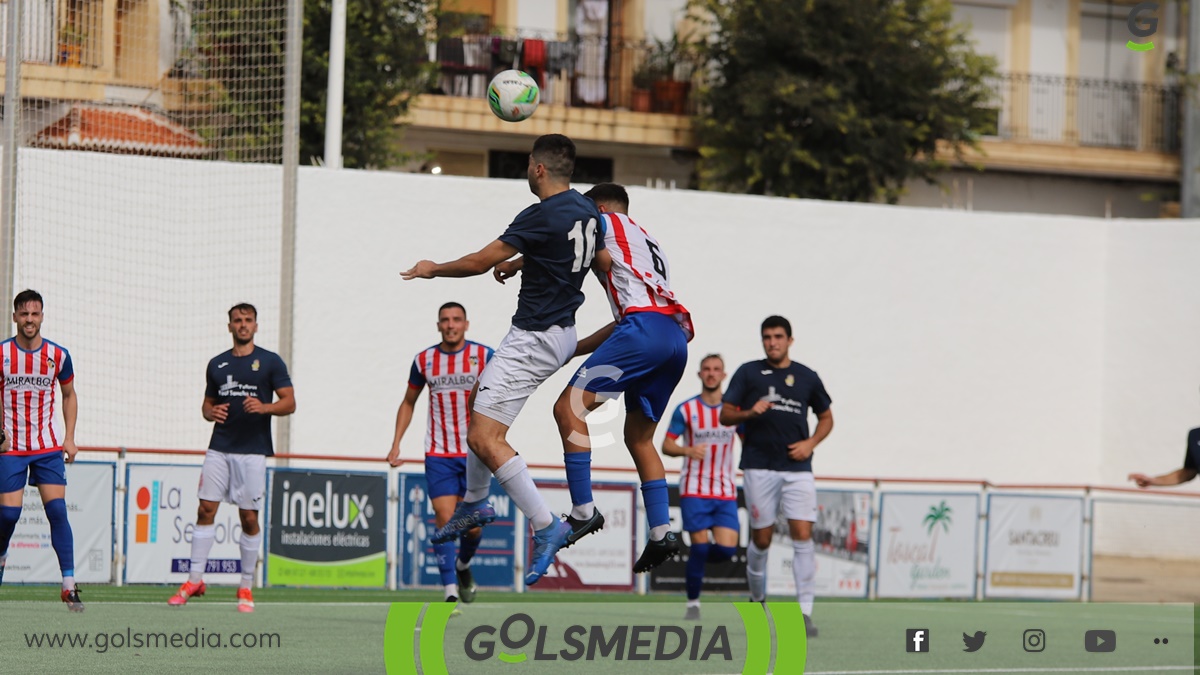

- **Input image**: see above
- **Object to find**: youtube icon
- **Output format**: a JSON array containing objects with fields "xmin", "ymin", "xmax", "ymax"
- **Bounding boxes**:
[{"xmin": 1084, "ymin": 630, "xmax": 1116, "ymax": 653}]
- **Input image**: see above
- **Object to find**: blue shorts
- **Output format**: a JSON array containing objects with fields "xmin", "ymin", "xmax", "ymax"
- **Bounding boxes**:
[
  {"xmin": 680, "ymin": 496, "xmax": 740, "ymax": 534},
  {"xmin": 0, "ymin": 451, "xmax": 67, "ymax": 493},
  {"xmin": 425, "ymin": 455, "xmax": 467, "ymax": 499},
  {"xmin": 570, "ymin": 312, "xmax": 688, "ymax": 422}
]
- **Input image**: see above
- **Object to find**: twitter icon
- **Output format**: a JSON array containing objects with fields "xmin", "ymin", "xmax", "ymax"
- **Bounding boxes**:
[{"xmin": 963, "ymin": 631, "xmax": 986, "ymax": 652}]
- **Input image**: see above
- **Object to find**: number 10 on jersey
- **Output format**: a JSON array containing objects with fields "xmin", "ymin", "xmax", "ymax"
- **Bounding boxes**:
[{"xmin": 569, "ymin": 218, "xmax": 599, "ymax": 272}]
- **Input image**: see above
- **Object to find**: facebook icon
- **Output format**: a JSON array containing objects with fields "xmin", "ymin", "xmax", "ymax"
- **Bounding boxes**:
[{"xmin": 907, "ymin": 629, "xmax": 931, "ymax": 653}]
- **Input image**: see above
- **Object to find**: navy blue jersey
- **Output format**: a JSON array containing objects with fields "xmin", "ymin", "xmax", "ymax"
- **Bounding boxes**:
[
  {"xmin": 499, "ymin": 189, "xmax": 605, "ymax": 331},
  {"xmin": 1183, "ymin": 428, "xmax": 1200, "ymax": 471},
  {"xmin": 723, "ymin": 359, "xmax": 831, "ymax": 473},
  {"xmin": 204, "ymin": 346, "xmax": 292, "ymax": 456}
]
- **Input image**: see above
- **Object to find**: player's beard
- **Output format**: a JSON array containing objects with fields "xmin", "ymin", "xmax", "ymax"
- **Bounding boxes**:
[
  {"xmin": 20, "ymin": 323, "xmax": 39, "ymax": 340},
  {"xmin": 233, "ymin": 332, "xmax": 254, "ymax": 347}
]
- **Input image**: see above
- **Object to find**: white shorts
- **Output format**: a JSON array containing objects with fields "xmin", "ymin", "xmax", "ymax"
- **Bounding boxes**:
[
  {"xmin": 744, "ymin": 469, "xmax": 817, "ymax": 528},
  {"xmin": 197, "ymin": 449, "xmax": 267, "ymax": 511},
  {"xmin": 473, "ymin": 325, "xmax": 577, "ymax": 427}
]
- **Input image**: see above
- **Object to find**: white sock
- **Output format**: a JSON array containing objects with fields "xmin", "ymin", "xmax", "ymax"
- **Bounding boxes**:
[
  {"xmin": 793, "ymin": 539, "xmax": 815, "ymax": 616},
  {"xmin": 456, "ymin": 558, "xmax": 470, "ymax": 572},
  {"xmin": 62, "ymin": 575, "xmax": 75, "ymax": 591},
  {"xmin": 746, "ymin": 542, "xmax": 768, "ymax": 602},
  {"xmin": 571, "ymin": 502, "xmax": 594, "ymax": 520},
  {"xmin": 650, "ymin": 524, "xmax": 670, "ymax": 541},
  {"xmin": 686, "ymin": 599, "xmax": 700, "ymax": 609},
  {"xmin": 464, "ymin": 451, "xmax": 493, "ymax": 503},
  {"xmin": 494, "ymin": 456, "xmax": 554, "ymax": 531},
  {"xmin": 189, "ymin": 524, "xmax": 216, "ymax": 584},
  {"xmin": 444, "ymin": 583, "xmax": 459, "ymax": 600},
  {"xmin": 239, "ymin": 532, "xmax": 263, "ymax": 590}
]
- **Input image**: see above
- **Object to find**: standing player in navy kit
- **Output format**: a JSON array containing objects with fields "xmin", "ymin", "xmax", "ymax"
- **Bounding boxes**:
[
  {"xmin": 169, "ymin": 303, "xmax": 295, "ymax": 612},
  {"xmin": 722, "ymin": 315, "xmax": 832, "ymax": 637},
  {"xmin": 386, "ymin": 302, "xmax": 493, "ymax": 603},
  {"xmin": 402, "ymin": 134, "xmax": 606, "ymax": 585}
]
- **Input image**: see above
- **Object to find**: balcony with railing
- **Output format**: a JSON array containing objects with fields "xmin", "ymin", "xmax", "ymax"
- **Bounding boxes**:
[
  {"xmin": 0, "ymin": 0, "xmax": 105, "ymax": 68},
  {"xmin": 417, "ymin": 36, "xmax": 1182, "ymax": 179},
  {"xmin": 983, "ymin": 73, "xmax": 1180, "ymax": 153},
  {"xmin": 426, "ymin": 31, "xmax": 697, "ymax": 115}
]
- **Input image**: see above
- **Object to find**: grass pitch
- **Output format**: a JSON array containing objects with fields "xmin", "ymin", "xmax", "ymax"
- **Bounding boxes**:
[{"xmin": 0, "ymin": 585, "xmax": 1194, "ymax": 674}]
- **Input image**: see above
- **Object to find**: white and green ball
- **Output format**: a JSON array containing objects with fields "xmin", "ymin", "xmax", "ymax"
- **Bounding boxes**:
[{"xmin": 487, "ymin": 70, "xmax": 540, "ymax": 122}]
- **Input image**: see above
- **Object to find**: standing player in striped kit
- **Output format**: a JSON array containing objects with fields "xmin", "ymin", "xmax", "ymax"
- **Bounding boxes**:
[
  {"xmin": 0, "ymin": 290, "xmax": 83, "ymax": 610},
  {"xmin": 663, "ymin": 354, "xmax": 740, "ymax": 621},
  {"xmin": 386, "ymin": 302, "xmax": 493, "ymax": 603}
]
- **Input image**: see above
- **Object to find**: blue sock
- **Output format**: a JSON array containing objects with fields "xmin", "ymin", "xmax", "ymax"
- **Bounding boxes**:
[
  {"xmin": 686, "ymin": 542, "xmax": 710, "ymax": 600},
  {"xmin": 0, "ymin": 505, "xmax": 21, "ymax": 557},
  {"xmin": 458, "ymin": 531, "xmax": 482, "ymax": 566},
  {"xmin": 564, "ymin": 451, "xmax": 593, "ymax": 513},
  {"xmin": 709, "ymin": 545, "xmax": 737, "ymax": 563},
  {"xmin": 640, "ymin": 478, "xmax": 670, "ymax": 529},
  {"xmin": 44, "ymin": 499, "xmax": 74, "ymax": 577},
  {"xmin": 435, "ymin": 539, "xmax": 456, "ymax": 586}
]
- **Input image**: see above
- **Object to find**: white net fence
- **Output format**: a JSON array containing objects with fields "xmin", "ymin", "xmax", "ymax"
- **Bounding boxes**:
[{"xmin": 3, "ymin": 0, "xmax": 296, "ymax": 450}]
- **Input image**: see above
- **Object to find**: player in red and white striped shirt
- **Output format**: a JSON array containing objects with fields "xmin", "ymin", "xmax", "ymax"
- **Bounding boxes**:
[
  {"xmin": 387, "ymin": 302, "xmax": 493, "ymax": 603},
  {"xmin": 0, "ymin": 290, "xmax": 83, "ymax": 611},
  {"xmin": 663, "ymin": 354, "xmax": 741, "ymax": 621}
]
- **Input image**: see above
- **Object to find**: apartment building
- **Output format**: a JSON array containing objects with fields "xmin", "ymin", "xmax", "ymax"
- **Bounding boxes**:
[{"xmin": 404, "ymin": 0, "xmax": 1185, "ymax": 218}]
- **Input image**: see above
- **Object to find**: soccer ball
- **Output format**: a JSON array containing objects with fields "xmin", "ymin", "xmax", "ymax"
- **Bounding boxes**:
[{"xmin": 487, "ymin": 70, "xmax": 540, "ymax": 122}]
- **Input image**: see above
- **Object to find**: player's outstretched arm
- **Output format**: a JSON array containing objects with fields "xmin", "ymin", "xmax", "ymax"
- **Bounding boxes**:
[
  {"xmin": 493, "ymin": 256, "xmax": 524, "ymax": 284},
  {"xmin": 402, "ymin": 240, "xmax": 520, "ymax": 280},
  {"xmin": 1128, "ymin": 468, "xmax": 1198, "ymax": 488},
  {"xmin": 720, "ymin": 400, "xmax": 772, "ymax": 427},
  {"xmin": 573, "ymin": 321, "xmax": 616, "ymax": 358},
  {"xmin": 387, "ymin": 384, "xmax": 423, "ymax": 466}
]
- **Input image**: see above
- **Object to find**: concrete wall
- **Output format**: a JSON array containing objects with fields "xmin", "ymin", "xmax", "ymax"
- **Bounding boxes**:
[{"xmin": 13, "ymin": 149, "xmax": 1200, "ymax": 493}]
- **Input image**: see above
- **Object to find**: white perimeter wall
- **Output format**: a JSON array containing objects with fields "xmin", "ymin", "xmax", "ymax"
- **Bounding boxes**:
[{"xmin": 13, "ymin": 151, "xmax": 1200, "ymax": 493}]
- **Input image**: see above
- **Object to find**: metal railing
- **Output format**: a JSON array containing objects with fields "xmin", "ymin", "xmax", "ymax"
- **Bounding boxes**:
[
  {"xmin": 0, "ymin": 0, "xmax": 104, "ymax": 68},
  {"xmin": 427, "ymin": 30, "xmax": 698, "ymax": 115},
  {"xmin": 427, "ymin": 40, "xmax": 1183, "ymax": 155},
  {"xmin": 982, "ymin": 73, "xmax": 1181, "ymax": 153}
]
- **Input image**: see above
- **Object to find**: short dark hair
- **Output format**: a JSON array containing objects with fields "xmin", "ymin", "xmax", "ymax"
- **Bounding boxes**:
[
  {"xmin": 761, "ymin": 315, "xmax": 792, "ymax": 338},
  {"xmin": 439, "ymin": 301, "xmax": 467, "ymax": 319},
  {"xmin": 700, "ymin": 353, "xmax": 724, "ymax": 367},
  {"xmin": 13, "ymin": 289, "xmax": 42, "ymax": 312},
  {"xmin": 584, "ymin": 183, "xmax": 630, "ymax": 212},
  {"xmin": 531, "ymin": 134, "xmax": 576, "ymax": 181},
  {"xmin": 228, "ymin": 303, "xmax": 257, "ymax": 320}
]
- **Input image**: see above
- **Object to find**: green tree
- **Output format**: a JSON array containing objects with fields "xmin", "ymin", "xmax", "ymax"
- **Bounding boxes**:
[
  {"xmin": 691, "ymin": 0, "xmax": 997, "ymax": 202},
  {"xmin": 301, "ymin": 0, "xmax": 433, "ymax": 168}
]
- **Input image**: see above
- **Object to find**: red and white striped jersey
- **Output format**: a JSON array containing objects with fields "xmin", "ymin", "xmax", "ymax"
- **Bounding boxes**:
[
  {"xmin": 1, "ymin": 338, "xmax": 74, "ymax": 454},
  {"xmin": 599, "ymin": 212, "xmax": 694, "ymax": 340},
  {"xmin": 666, "ymin": 395, "xmax": 739, "ymax": 499},
  {"xmin": 408, "ymin": 341, "xmax": 493, "ymax": 457}
]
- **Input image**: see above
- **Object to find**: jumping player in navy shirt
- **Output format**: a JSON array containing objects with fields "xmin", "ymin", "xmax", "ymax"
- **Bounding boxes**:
[
  {"xmin": 402, "ymin": 134, "xmax": 606, "ymax": 585},
  {"xmin": 722, "ymin": 315, "xmax": 833, "ymax": 637}
]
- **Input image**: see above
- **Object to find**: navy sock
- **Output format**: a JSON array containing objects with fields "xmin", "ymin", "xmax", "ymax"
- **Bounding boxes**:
[
  {"xmin": 0, "ymin": 505, "xmax": 21, "ymax": 557},
  {"xmin": 640, "ymin": 478, "xmax": 670, "ymax": 529},
  {"xmin": 458, "ymin": 531, "xmax": 482, "ymax": 566},
  {"xmin": 435, "ymin": 539, "xmax": 456, "ymax": 586},
  {"xmin": 686, "ymin": 542, "xmax": 710, "ymax": 601},
  {"xmin": 44, "ymin": 499, "xmax": 74, "ymax": 577},
  {"xmin": 709, "ymin": 544, "xmax": 737, "ymax": 563},
  {"xmin": 564, "ymin": 451, "xmax": 593, "ymax": 508}
]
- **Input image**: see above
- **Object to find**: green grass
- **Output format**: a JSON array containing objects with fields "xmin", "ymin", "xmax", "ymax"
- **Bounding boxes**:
[{"xmin": 0, "ymin": 585, "xmax": 1194, "ymax": 674}]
